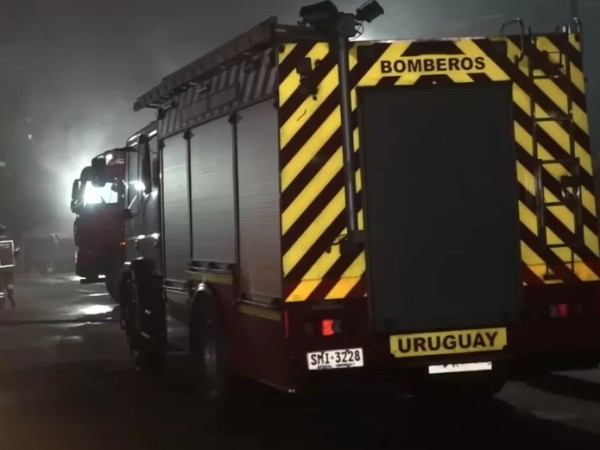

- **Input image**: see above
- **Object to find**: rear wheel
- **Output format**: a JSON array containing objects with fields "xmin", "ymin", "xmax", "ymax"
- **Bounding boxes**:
[
  {"xmin": 105, "ymin": 272, "xmax": 120, "ymax": 304},
  {"xmin": 190, "ymin": 294, "xmax": 226, "ymax": 405},
  {"xmin": 121, "ymin": 267, "xmax": 165, "ymax": 374}
]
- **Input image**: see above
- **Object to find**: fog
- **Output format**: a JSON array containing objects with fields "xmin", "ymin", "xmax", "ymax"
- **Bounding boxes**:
[{"xmin": 0, "ymin": 0, "xmax": 596, "ymax": 237}]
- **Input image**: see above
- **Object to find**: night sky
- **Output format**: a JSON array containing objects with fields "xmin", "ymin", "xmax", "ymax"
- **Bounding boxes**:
[{"xmin": 0, "ymin": 0, "xmax": 597, "ymax": 236}]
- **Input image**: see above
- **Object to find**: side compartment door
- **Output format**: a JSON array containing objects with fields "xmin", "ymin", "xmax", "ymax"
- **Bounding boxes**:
[{"xmin": 162, "ymin": 133, "xmax": 191, "ymax": 350}]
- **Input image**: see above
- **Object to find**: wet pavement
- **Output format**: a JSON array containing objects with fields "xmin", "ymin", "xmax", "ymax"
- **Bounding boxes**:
[{"xmin": 1, "ymin": 274, "xmax": 600, "ymax": 449}]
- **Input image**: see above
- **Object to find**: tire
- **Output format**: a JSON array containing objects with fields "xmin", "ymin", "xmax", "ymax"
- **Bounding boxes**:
[
  {"xmin": 190, "ymin": 293, "xmax": 228, "ymax": 406},
  {"xmin": 121, "ymin": 268, "xmax": 165, "ymax": 374},
  {"xmin": 105, "ymin": 272, "xmax": 121, "ymax": 304}
]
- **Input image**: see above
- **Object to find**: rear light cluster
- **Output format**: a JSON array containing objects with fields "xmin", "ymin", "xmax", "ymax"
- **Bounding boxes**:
[
  {"xmin": 549, "ymin": 302, "xmax": 582, "ymax": 319},
  {"xmin": 304, "ymin": 319, "xmax": 343, "ymax": 337}
]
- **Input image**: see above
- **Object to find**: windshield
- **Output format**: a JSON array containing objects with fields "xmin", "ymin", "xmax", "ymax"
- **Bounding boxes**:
[{"xmin": 81, "ymin": 180, "xmax": 121, "ymax": 205}]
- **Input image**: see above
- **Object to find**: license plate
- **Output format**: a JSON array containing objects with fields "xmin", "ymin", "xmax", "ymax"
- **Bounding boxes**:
[
  {"xmin": 389, "ymin": 327, "xmax": 507, "ymax": 358},
  {"xmin": 307, "ymin": 348, "xmax": 364, "ymax": 370},
  {"xmin": 428, "ymin": 362, "xmax": 493, "ymax": 374}
]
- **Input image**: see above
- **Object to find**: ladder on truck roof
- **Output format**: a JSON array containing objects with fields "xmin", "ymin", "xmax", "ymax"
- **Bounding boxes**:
[{"xmin": 503, "ymin": 18, "xmax": 585, "ymax": 280}]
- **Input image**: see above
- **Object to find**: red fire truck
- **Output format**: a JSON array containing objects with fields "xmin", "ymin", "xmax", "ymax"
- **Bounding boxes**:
[
  {"xmin": 71, "ymin": 148, "xmax": 127, "ymax": 301},
  {"xmin": 110, "ymin": 3, "xmax": 600, "ymax": 402}
]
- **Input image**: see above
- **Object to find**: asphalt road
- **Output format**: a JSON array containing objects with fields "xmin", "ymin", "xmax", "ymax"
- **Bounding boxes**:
[{"xmin": 2, "ymin": 274, "xmax": 600, "ymax": 449}]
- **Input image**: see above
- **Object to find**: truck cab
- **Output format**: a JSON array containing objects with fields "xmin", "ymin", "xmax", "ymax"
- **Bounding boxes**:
[{"xmin": 71, "ymin": 149, "xmax": 127, "ymax": 301}]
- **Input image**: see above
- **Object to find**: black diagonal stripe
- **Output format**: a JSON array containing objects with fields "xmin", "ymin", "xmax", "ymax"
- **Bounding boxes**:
[
  {"xmin": 345, "ymin": 274, "xmax": 366, "ymax": 299},
  {"xmin": 286, "ymin": 211, "xmax": 346, "ymax": 281},
  {"xmin": 516, "ymin": 144, "xmax": 597, "ymax": 232},
  {"xmin": 280, "ymin": 43, "xmax": 391, "ymax": 168},
  {"xmin": 283, "ymin": 150, "xmax": 361, "ymax": 252},
  {"xmin": 522, "ymin": 262, "xmax": 545, "ymax": 285},
  {"xmin": 279, "ymin": 43, "xmax": 314, "ymax": 83},
  {"xmin": 476, "ymin": 39, "xmax": 590, "ymax": 154},
  {"xmin": 282, "ymin": 279, "xmax": 300, "ymax": 300},
  {"xmin": 546, "ymin": 34, "xmax": 583, "ymax": 73},
  {"xmin": 280, "ymin": 52, "xmax": 337, "ymax": 124},
  {"xmin": 523, "ymin": 187, "xmax": 600, "ymax": 277},
  {"xmin": 518, "ymin": 184, "xmax": 599, "ymax": 278},
  {"xmin": 519, "ymin": 223, "xmax": 580, "ymax": 283},
  {"xmin": 282, "ymin": 169, "xmax": 343, "ymax": 252},
  {"xmin": 543, "ymin": 212, "xmax": 600, "ymax": 277},
  {"xmin": 281, "ymin": 128, "xmax": 343, "ymax": 210},
  {"xmin": 469, "ymin": 73, "xmax": 494, "ymax": 83},
  {"xmin": 376, "ymin": 76, "xmax": 401, "ymax": 87},
  {"xmin": 509, "ymin": 36, "xmax": 586, "ymax": 110},
  {"xmin": 308, "ymin": 254, "xmax": 358, "ymax": 300},
  {"xmin": 513, "ymin": 107, "xmax": 595, "ymax": 193},
  {"xmin": 402, "ymin": 41, "xmax": 465, "ymax": 56}
]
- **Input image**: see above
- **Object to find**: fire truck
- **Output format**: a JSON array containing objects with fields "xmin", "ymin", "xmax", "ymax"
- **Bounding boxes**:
[
  {"xmin": 111, "ymin": 2, "xmax": 600, "ymax": 401},
  {"xmin": 71, "ymin": 148, "xmax": 127, "ymax": 301}
]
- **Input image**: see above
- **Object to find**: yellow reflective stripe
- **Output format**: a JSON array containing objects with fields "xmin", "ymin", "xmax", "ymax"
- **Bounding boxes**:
[
  {"xmin": 278, "ymin": 43, "xmax": 297, "ymax": 64},
  {"xmin": 282, "ymin": 148, "xmax": 342, "ymax": 233},
  {"xmin": 186, "ymin": 271, "xmax": 233, "ymax": 285},
  {"xmin": 454, "ymin": 39, "xmax": 510, "ymax": 81},
  {"xmin": 283, "ymin": 189, "xmax": 344, "ymax": 275},
  {"xmin": 281, "ymin": 107, "xmax": 341, "ymax": 190},
  {"xmin": 536, "ymin": 37, "xmax": 585, "ymax": 93},
  {"xmin": 506, "ymin": 40, "xmax": 588, "ymax": 134},
  {"xmin": 512, "ymin": 84, "xmax": 593, "ymax": 176},
  {"xmin": 238, "ymin": 304, "xmax": 281, "ymax": 321},
  {"xmin": 287, "ymin": 280, "xmax": 321, "ymax": 302}
]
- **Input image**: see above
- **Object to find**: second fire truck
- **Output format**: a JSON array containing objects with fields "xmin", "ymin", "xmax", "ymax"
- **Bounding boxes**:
[{"xmin": 71, "ymin": 148, "xmax": 127, "ymax": 301}]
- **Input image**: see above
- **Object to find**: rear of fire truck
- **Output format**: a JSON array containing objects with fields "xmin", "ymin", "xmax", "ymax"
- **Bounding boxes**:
[
  {"xmin": 126, "ymin": 5, "xmax": 600, "ymax": 401},
  {"xmin": 278, "ymin": 15, "xmax": 600, "ymax": 396},
  {"xmin": 72, "ymin": 149, "xmax": 127, "ymax": 302}
]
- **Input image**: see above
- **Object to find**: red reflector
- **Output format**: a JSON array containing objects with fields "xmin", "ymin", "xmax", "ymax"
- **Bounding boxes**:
[
  {"xmin": 557, "ymin": 303, "xmax": 569, "ymax": 318},
  {"xmin": 550, "ymin": 303, "xmax": 569, "ymax": 318},
  {"xmin": 321, "ymin": 319, "xmax": 335, "ymax": 336}
]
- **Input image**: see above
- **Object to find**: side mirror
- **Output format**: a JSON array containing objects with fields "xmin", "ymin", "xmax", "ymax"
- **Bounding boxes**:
[
  {"xmin": 111, "ymin": 181, "xmax": 126, "ymax": 195},
  {"xmin": 70, "ymin": 179, "xmax": 82, "ymax": 213}
]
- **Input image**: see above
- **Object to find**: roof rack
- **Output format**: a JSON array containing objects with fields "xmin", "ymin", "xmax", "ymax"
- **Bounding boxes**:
[{"xmin": 134, "ymin": 17, "xmax": 278, "ymax": 111}]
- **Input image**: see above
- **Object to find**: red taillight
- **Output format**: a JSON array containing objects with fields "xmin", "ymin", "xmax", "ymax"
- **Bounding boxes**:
[
  {"xmin": 550, "ymin": 303, "xmax": 569, "ymax": 318},
  {"xmin": 120, "ymin": 241, "xmax": 126, "ymax": 247},
  {"xmin": 305, "ymin": 318, "xmax": 343, "ymax": 336},
  {"xmin": 321, "ymin": 319, "xmax": 335, "ymax": 336},
  {"xmin": 557, "ymin": 303, "xmax": 568, "ymax": 317}
]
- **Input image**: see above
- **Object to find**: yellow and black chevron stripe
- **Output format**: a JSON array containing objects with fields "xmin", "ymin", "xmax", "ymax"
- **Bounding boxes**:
[{"xmin": 278, "ymin": 34, "xmax": 600, "ymax": 302}]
